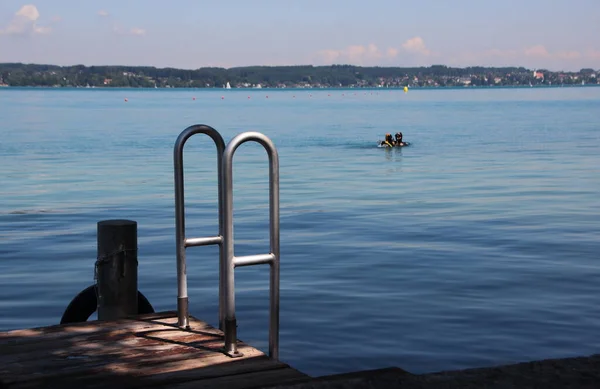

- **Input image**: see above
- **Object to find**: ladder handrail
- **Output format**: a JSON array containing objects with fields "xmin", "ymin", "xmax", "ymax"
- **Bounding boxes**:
[
  {"xmin": 173, "ymin": 125, "xmax": 281, "ymax": 361},
  {"xmin": 173, "ymin": 124, "xmax": 226, "ymax": 330},
  {"xmin": 222, "ymin": 131, "xmax": 280, "ymax": 360}
]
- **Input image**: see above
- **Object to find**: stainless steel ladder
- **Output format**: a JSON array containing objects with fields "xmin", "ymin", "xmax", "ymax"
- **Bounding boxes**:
[{"xmin": 173, "ymin": 124, "xmax": 280, "ymax": 360}]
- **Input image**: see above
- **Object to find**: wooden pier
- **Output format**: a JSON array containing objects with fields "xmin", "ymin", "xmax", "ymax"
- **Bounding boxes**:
[
  {"xmin": 3, "ymin": 312, "xmax": 600, "ymax": 389},
  {"xmin": 0, "ymin": 311, "xmax": 308, "ymax": 389}
]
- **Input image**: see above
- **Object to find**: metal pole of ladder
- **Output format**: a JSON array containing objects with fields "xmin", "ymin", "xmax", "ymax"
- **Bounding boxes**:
[
  {"xmin": 173, "ymin": 124, "xmax": 227, "ymax": 330},
  {"xmin": 222, "ymin": 131, "xmax": 280, "ymax": 360}
]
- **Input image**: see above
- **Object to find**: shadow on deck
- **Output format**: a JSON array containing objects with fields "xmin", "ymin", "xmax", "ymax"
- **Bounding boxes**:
[
  {"xmin": 3, "ymin": 311, "xmax": 600, "ymax": 388},
  {"xmin": 0, "ymin": 311, "xmax": 308, "ymax": 389}
]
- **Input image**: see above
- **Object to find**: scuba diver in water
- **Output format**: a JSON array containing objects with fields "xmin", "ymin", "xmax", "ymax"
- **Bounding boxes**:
[
  {"xmin": 394, "ymin": 132, "xmax": 405, "ymax": 146},
  {"xmin": 380, "ymin": 132, "xmax": 408, "ymax": 147},
  {"xmin": 380, "ymin": 133, "xmax": 394, "ymax": 147}
]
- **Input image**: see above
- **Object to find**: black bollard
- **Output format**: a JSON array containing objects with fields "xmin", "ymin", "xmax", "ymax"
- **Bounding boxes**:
[{"xmin": 96, "ymin": 219, "xmax": 138, "ymax": 320}]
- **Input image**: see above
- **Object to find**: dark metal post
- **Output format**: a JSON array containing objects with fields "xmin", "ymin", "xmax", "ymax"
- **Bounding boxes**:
[{"xmin": 96, "ymin": 219, "xmax": 138, "ymax": 320}]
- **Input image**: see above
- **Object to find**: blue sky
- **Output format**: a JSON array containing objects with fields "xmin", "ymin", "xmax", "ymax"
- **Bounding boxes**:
[{"xmin": 1, "ymin": 0, "xmax": 599, "ymax": 71}]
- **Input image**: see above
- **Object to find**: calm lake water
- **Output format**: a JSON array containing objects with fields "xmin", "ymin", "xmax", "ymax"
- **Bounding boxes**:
[{"xmin": 1, "ymin": 86, "xmax": 599, "ymax": 377}]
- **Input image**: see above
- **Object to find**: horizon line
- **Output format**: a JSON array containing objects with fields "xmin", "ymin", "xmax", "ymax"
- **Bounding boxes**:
[{"xmin": 2, "ymin": 62, "xmax": 598, "ymax": 73}]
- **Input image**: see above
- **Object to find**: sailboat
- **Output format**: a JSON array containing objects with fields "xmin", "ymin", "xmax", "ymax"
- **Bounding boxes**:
[{"xmin": 225, "ymin": 82, "xmax": 231, "ymax": 89}]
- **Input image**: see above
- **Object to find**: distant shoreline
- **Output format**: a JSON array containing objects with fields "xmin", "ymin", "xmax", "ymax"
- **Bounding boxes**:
[
  {"xmin": 1, "ymin": 84, "xmax": 598, "ymax": 91},
  {"xmin": 1, "ymin": 63, "xmax": 597, "ymax": 89}
]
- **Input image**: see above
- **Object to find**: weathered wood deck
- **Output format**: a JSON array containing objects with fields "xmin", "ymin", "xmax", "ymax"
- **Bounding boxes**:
[{"xmin": 0, "ymin": 311, "xmax": 308, "ymax": 389}]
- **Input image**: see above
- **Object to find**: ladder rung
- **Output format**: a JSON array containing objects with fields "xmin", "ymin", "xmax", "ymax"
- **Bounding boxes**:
[
  {"xmin": 234, "ymin": 253, "xmax": 275, "ymax": 267},
  {"xmin": 185, "ymin": 236, "xmax": 222, "ymax": 247}
]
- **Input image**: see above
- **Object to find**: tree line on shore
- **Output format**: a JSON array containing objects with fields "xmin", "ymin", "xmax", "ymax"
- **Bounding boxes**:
[{"xmin": 0, "ymin": 62, "xmax": 597, "ymax": 88}]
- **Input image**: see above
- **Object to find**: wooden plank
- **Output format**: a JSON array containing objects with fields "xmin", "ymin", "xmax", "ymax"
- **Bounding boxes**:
[
  {"xmin": 0, "ymin": 322, "xmax": 201, "ymax": 362},
  {"xmin": 10, "ymin": 357, "xmax": 300, "ymax": 389},
  {"xmin": 163, "ymin": 367, "xmax": 309, "ymax": 389},
  {"xmin": 0, "ymin": 311, "xmax": 305, "ymax": 389},
  {"xmin": 0, "ymin": 316, "xmax": 223, "ymax": 369},
  {"xmin": 5, "ymin": 349, "xmax": 265, "ymax": 388},
  {"xmin": 0, "ymin": 311, "xmax": 177, "ymax": 338},
  {"xmin": 0, "ymin": 311, "xmax": 183, "ymax": 347},
  {"xmin": 1, "ymin": 335, "xmax": 228, "ymax": 379},
  {"xmin": 2, "ymin": 334, "xmax": 262, "ymax": 384},
  {"xmin": 0, "ymin": 312, "xmax": 222, "ymax": 356},
  {"xmin": 1, "ymin": 314, "xmax": 222, "ymax": 354},
  {"xmin": 143, "ymin": 357, "xmax": 290, "ymax": 383}
]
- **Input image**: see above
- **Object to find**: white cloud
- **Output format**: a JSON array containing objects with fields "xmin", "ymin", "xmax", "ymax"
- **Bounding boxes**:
[
  {"xmin": 444, "ymin": 45, "xmax": 600, "ymax": 71},
  {"xmin": 130, "ymin": 28, "xmax": 146, "ymax": 36},
  {"xmin": 17, "ymin": 4, "xmax": 40, "ymax": 20},
  {"xmin": 523, "ymin": 45, "xmax": 581, "ymax": 61},
  {"xmin": 401, "ymin": 37, "xmax": 432, "ymax": 56},
  {"xmin": 315, "ymin": 43, "xmax": 398, "ymax": 65},
  {"xmin": 524, "ymin": 45, "xmax": 550, "ymax": 58},
  {"xmin": 586, "ymin": 49, "xmax": 600, "ymax": 60},
  {"xmin": 556, "ymin": 51, "xmax": 581, "ymax": 60},
  {"xmin": 100, "ymin": 11, "xmax": 146, "ymax": 36},
  {"xmin": 315, "ymin": 36, "xmax": 436, "ymax": 65},
  {"xmin": 386, "ymin": 48, "xmax": 399, "ymax": 58},
  {"xmin": 111, "ymin": 23, "xmax": 146, "ymax": 36},
  {"xmin": 0, "ymin": 4, "xmax": 51, "ymax": 35},
  {"xmin": 489, "ymin": 45, "xmax": 586, "ymax": 63},
  {"xmin": 448, "ymin": 48, "xmax": 519, "ymax": 65},
  {"xmin": 33, "ymin": 25, "xmax": 51, "ymax": 34}
]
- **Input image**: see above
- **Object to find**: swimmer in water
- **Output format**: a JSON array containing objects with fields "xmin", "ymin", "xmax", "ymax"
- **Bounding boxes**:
[
  {"xmin": 380, "ymin": 133, "xmax": 394, "ymax": 147},
  {"xmin": 394, "ymin": 132, "xmax": 405, "ymax": 146}
]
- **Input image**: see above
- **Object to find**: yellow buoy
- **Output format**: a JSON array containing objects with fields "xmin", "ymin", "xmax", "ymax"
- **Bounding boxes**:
[{"xmin": 403, "ymin": 86, "xmax": 408, "ymax": 93}]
